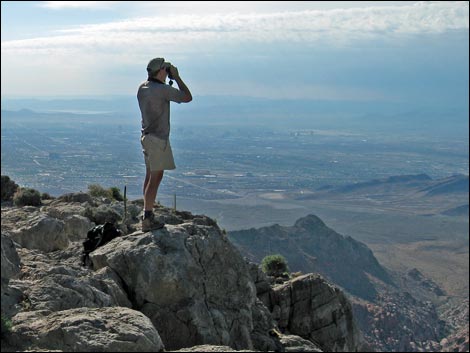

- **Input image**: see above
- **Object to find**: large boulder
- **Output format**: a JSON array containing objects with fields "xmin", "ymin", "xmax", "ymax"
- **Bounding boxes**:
[
  {"xmin": 264, "ymin": 274, "xmax": 364, "ymax": 352},
  {"xmin": 44, "ymin": 202, "xmax": 88, "ymax": 220},
  {"xmin": 63, "ymin": 214, "xmax": 94, "ymax": 242},
  {"xmin": 9, "ymin": 307, "xmax": 164, "ymax": 352},
  {"xmin": 9, "ymin": 214, "xmax": 68, "ymax": 252},
  {"xmin": 90, "ymin": 222, "xmax": 260, "ymax": 351}
]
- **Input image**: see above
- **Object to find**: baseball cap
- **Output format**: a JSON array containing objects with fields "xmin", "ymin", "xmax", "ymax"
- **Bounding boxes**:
[{"xmin": 147, "ymin": 57, "xmax": 171, "ymax": 74}]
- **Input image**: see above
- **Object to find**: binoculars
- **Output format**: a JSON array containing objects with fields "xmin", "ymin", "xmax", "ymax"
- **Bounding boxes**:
[{"xmin": 165, "ymin": 66, "xmax": 174, "ymax": 80}]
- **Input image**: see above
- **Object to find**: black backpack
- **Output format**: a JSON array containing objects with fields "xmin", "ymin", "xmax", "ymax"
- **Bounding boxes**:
[{"xmin": 81, "ymin": 222, "xmax": 122, "ymax": 266}]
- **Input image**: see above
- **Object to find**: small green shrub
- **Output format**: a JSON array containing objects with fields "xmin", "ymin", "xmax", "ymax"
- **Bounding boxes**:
[
  {"xmin": 88, "ymin": 184, "xmax": 124, "ymax": 201},
  {"xmin": 13, "ymin": 188, "xmax": 42, "ymax": 207},
  {"xmin": 261, "ymin": 254, "xmax": 289, "ymax": 277},
  {"xmin": 1, "ymin": 175, "xmax": 19, "ymax": 201},
  {"xmin": 1, "ymin": 314, "xmax": 12, "ymax": 339},
  {"xmin": 109, "ymin": 187, "xmax": 124, "ymax": 201},
  {"xmin": 87, "ymin": 184, "xmax": 113, "ymax": 199}
]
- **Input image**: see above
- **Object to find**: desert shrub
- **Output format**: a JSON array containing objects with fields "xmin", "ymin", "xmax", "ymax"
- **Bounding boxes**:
[
  {"xmin": 261, "ymin": 254, "xmax": 289, "ymax": 277},
  {"xmin": 88, "ymin": 184, "xmax": 124, "ymax": 201},
  {"xmin": 1, "ymin": 175, "xmax": 19, "ymax": 201},
  {"xmin": 13, "ymin": 188, "xmax": 42, "ymax": 207},
  {"xmin": 87, "ymin": 184, "xmax": 113, "ymax": 199},
  {"xmin": 109, "ymin": 186, "xmax": 124, "ymax": 201},
  {"xmin": 1, "ymin": 314, "xmax": 12, "ymax": 339}
]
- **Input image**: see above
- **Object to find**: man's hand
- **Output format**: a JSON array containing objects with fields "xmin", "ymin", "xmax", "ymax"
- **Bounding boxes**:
[{"xmin": 170, "ymin": 65, "xmax": 180, "ymax": 80}]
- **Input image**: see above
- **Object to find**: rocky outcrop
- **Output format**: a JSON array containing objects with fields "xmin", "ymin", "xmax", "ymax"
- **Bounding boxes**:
[
  {"xmin": 2, "ymin": 203, "xmax": 94, "ymax": 253},
  {"xmin": 441, "ymin": 325, "xmax": 469, "ymax": 352},
  {"xmin": 247, "ymin": 262, "xmax": 364, "ymax": 351},
  {"xmin": 1, "ymin": 192, "xmax": 367, "ymax": 352},
  {"xmin": 90, "ymin": 222, "xmax": 260, "ymax": 351},
  {"xmin": 440, "ymin": 299, "xmax": 469, "ymax": 352},
  {"xmin": 261, "ymin": 273, "xmax": 364, "ymax": 352},
  {"xmin": 351, "ymin": 291, "xmax": 444, "ymax": 352}
]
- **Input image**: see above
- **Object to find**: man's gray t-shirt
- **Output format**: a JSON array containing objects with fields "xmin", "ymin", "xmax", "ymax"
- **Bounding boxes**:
[{"xmin": 137, "ymin": 81, "xmax": 187, "ymax": 139}]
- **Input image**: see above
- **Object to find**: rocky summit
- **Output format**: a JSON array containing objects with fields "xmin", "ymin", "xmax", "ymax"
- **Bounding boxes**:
[
  {"xmin": 228, "ymin": 214, "xmax": 392, "ymax": 301},
  {"xmin": 1, "ymin": 190, "xmax": 365, "ymax": 352}
]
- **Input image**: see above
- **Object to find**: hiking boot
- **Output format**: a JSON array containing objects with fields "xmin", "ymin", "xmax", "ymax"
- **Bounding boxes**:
[{"xmin": 142, "ymin": 213, "xmax": 165, "ymax": 232}]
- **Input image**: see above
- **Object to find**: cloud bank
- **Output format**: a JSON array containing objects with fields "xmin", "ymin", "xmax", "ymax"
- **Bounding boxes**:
[
  {"xmin": 1, "ymin": 2, "xmax": 468, "ymax": 99},
  {"xmin": 3, "ymin": 1, "xmax": 468, "ymax": 55},
  {"xmin": 39, "ymin": 1, "xmax": 120, "ymax": 10}
]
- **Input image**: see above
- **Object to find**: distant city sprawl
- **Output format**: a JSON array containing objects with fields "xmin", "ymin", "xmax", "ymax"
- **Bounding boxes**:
[{"xmin": 1, "ymin": 108, "xmax": 468, "ymax": 201}]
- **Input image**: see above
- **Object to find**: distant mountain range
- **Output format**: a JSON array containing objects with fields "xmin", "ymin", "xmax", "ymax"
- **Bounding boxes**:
[
  {"xmin": 441, "ymin": 204, "xmax": 469, "ymax": 217},
  {"xmin": 228, "ymin": 214, "xmax": 393, "ymax": 301},
  {"xmin": 418, "ymin": 174, "xmax": 469, "ymax": 196},
  {"xmin": 2, "ymin": 95, "xmax": 468, "ymax": 136},
  {"xmin": 313, "ymin": 173, "xmax": 468, "ymax": 196}
]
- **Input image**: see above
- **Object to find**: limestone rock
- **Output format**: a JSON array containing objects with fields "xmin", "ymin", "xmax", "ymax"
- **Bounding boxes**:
[
  {"xmin": 13, "ymin": 245, "xmax": 131, "ymax": 314},
  {"xmin": 1, "ymin": 196, "xmax": 369, "ymax": 353},
  {"xmin": 1, "ymin": 232, "xmax": 21, "ymax": 280},
  {"xmin": 9, "ymin": 307, "xmax": 164, "ymax": 352},
  {"xmin": 9, "ymin": 214, "xmax": 68, "ymax": 252},
  {"xmin": 57, "ymin": 192, "xmax": 93, "ymax": 204},
  {"xmin": 352, "ymin": 291, "xmax": 444, "ymax": 352},
  {"xmin": 90, "ymin": 223, "xmax": 258, "ymax": 351},
  {"xmin": 250, "ymin": 298, "xmax": 284, "ymax": 352},
  {"xmin": 44, "ymin": 202, "xmax": 88, "ymax": 220},
  {"xmin": 279, "ymin": 334, "xmax": 323, "ymax": 352},
  {"xmin": 247, "ymin": 261, "xmax": 271, "ymax": 296},
  {"xmin": 440, "ymin": 325, "xmax": 469, "ymax": 352},
  {"xmin": 1, "ymin": 232, "xmax": 23, "ymax": 318},
  {"xmin": 63, "ymin": 214, "xmax": 94, "ymax": 242},
  {"xmin": 82, "ymin": 204, "xmax": 122, "ymax": 225},
  {"xmin": 266, "ymin": 274, "xmax": 364, "ymax": 352}
]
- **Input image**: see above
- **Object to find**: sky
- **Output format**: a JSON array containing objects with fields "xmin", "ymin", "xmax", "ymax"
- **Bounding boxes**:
[{"xmin": 1, "ymin": 1, "xmax": 469, "ymax": 108}]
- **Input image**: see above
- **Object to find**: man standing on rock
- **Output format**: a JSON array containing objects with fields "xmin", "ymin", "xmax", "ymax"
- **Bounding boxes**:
[{"xmin": 137, "ymin": 57, "xmax": 192, "ymax": 231}]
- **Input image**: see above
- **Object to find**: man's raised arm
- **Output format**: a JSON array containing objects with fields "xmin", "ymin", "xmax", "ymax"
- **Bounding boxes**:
[{"xmin": 170, "ymin": 66, "xmax": 192, "ymax": 103}]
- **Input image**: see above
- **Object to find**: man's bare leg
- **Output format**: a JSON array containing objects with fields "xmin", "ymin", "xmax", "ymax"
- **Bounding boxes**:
[
  {"xmin": 144, "ymin": 170, "xmax": 164, "ymax": 212},
  {"xmin": 143, "ymin": 167, "xmax": 150, "ymax": 196}
]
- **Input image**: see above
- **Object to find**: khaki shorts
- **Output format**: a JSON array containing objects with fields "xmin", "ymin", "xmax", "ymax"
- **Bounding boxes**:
[{"xmin": 141, "ymin": 134, "xmax": 176, "ymax": 171}]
